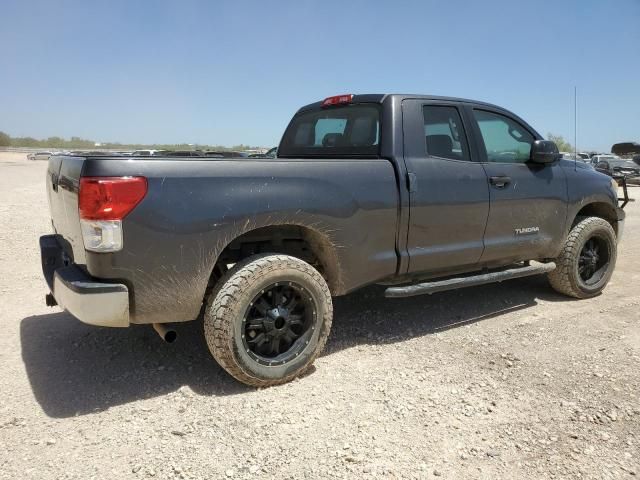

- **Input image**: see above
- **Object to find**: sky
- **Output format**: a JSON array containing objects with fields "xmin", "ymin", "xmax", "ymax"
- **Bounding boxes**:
[{"xmin": 1, "ymin": 0, "xmax": 639, "ymax": 151}]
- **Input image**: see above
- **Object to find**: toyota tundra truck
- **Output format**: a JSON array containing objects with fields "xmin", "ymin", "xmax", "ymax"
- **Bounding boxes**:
[{"xmin": 40, "ymin": 93, "xmax": 626, "ymax": 386}]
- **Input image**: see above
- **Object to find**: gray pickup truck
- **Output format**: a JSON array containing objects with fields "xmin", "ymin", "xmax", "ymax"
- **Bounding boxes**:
[{"xmin": 40, "ymin": 93, "xmax": 626, "ymax": 386}]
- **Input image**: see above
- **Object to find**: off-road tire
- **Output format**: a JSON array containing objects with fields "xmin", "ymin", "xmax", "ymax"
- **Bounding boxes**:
[
  {"xmin": 548, "ymin": 216, "xmax": 617, "ymax": 299},
  {"xmin": 204, "ymin": 254, "xmax": 333, "ymax": 387}
]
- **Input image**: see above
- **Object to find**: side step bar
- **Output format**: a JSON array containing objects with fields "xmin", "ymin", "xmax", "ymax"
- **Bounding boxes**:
[{"xmin": 385, "ymin": 262, "xmax": 556, "ymax": 298}]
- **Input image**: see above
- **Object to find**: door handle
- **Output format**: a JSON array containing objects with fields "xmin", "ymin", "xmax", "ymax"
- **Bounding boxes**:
[{"xmin": 489, "ymin": 175, "xmax": 511, "ymax": 188}]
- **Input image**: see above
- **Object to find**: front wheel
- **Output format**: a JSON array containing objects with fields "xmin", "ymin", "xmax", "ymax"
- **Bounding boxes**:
[
  {"xmin": 548, "ymin": 216, "xmax": 617, "ymax": 298},
  {"xmin": 204, "ymin": 254, "xmax": 333, "ymax": 387}
]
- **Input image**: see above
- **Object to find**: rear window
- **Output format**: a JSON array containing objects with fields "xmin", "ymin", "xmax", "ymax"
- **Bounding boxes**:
[{"xmin": 278, "ymin": 104, "xmax": 380, "ymax": 157}]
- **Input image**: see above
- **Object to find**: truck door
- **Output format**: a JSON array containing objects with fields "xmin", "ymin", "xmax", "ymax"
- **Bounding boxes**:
[
  {"xmin": 464, "ymin": 106, "xmax": 568, "ymax": 263},
  {"xmin": 402, "ymin": 99, "xmax": 490, "ymax": 273}
]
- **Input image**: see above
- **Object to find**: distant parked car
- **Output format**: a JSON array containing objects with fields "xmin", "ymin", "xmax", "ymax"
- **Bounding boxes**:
[
  {"xmin": 560, "ymin": 153, "xmax": 594, "ymax": 170},
  {"xmin": 610, "ymin": 142, "xmax": 640, "ymax": 169},
  {"xmin": 611, "ymin": 142, "xmax": 640, "ymax": 157},
  {"xmin": 247, "ymin": 147, "xmax": 278, "ymax": 159},
  {"xmin": 592, "ymin": 155, "xmax": 640, "ymax": 185},
  {"xmin": 80, "ymin": 151, "xmax": 112, "ymax": 156},
  {"xmin": 561, "ymin": 152, "xmax": 579, "ymax": 161},
  {"xmin": 163, "ymin": 150, "xmax": 204, "ymax": 157},
  {"xmin": 205, "ymin": 151, "xmax": 246, "ymax": 158},
  {"xmin": 265, "ymin": 147, "xmax": 277, "ymax": 157},
  {"xmin": 591, "ymin": 154, "xmax": 623, "ymax": 166},
  {"xmin": 27, "ymin": 151, "xmax": 52, "ymax": 161},
  {"xmin": 132, "ymin": 149, "xmax": 167, "ymax": 156},
  {"xmin": 561, "ymin": 152, "xmax": 593, "ymax": 166}
]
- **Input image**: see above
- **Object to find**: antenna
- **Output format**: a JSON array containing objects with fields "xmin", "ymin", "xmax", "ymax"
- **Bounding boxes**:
[{"xmin": 574, "ymin": 86, "xmax": 577, "ymax": 171}]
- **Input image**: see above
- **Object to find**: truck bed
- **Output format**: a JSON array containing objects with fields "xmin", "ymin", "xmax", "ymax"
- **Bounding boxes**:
[{"xmin": 45, "ymin": 154, "xmax": 400, "ymax": 324}]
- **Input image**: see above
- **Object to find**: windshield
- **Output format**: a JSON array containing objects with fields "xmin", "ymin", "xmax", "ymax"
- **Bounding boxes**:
[{"xmin": 278, "ymin": 104, "xmax": 380, "ymax": 157}]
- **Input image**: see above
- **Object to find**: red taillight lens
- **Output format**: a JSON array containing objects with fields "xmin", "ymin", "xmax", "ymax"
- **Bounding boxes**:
[
  {"xmin": 79, "ymin": 176, "xmax": 148, "ymax": 220},
  {"xmin": 322, "ymin": 94, "xmax": 354, "ymax": 107}
]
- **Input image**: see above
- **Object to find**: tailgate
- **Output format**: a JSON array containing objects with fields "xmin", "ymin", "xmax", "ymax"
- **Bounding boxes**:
[{"xmin": 46, "ymin": 155, "xmax": 86, "ymax": 264}]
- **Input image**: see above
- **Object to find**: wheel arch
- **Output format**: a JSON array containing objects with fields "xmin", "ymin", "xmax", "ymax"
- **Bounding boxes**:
[
  {"xmin": 209, "ymin": 222, "xmax": 344, "ymax": 296},
  {"xmin": 572, "ymin": 202, "xmax": 619, "ymax": 235}
]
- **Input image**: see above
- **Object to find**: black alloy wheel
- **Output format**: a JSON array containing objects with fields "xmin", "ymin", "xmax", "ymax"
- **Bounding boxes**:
[
  {"xmin": 242, "ymin": 282, "xmax": 315, "ymax": 366},
  {"xmin": 548, "ymin": 216, "xmax": 617, "ymax": 299},
  {"xmin": 204, "ymin": 254, "xmax": 333, "ymax": 387},
  {"xmin": 578, "ymin": 236, "xmax": 611, "ymax": 286}
]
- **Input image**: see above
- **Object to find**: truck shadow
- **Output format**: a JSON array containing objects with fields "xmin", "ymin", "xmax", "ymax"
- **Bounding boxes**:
[
  {"xmin": 327, "ymin": 275, "xmax": 564, "ymax": 353},
  {"xmin": 21, "ymin": 274, "xmax": 569, "ymax": 418}
]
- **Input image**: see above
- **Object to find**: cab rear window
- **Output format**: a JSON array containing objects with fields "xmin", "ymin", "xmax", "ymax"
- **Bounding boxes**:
[{"xmin": 278, "ymin": 104, "xmax": 380, "ymax": 158}]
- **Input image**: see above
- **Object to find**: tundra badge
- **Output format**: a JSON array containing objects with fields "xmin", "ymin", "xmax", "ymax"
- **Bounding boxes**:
[{"xmin": 515, "ymin": 226, "xmax": 540, "ymax": 235}]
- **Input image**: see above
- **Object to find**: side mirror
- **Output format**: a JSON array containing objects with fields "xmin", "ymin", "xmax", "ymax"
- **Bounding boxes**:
[{"xmin": 530, "ymin": 140, "xmax": 560, "ymax": 164}]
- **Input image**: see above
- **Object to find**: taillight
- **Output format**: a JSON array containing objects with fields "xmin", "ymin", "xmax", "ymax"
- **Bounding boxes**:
[
  {"xmin": 79, "ymin": 176, "xmax": 147, "ymax": 220},
  {"xmin": 322, "ymin": 94, "xmax": 353, "ymax": 107},
  {"xmin": 78, "ymin": 176, "xmax": 147, "ymax": 252}
]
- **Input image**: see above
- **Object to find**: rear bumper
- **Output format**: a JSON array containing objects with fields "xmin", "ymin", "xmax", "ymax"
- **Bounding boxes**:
[{"xmin": 40, "ymin": 235, "xmax": 130, "ymax": 327}]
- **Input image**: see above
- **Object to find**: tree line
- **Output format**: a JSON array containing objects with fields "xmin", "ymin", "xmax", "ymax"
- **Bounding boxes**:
[{"xmin": 0, "ymin": 131, "xmax": 263, "ymax": 151}]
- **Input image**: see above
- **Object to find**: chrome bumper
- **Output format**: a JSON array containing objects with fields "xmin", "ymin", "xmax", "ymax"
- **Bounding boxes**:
[{"xmin": 40, "ymin": 235, "xmax": 130, "ymax": 327}]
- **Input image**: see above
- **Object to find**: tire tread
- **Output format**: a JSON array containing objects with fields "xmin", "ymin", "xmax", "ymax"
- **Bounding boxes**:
[
  {"xmin": 548, "ymin": 216, "xmax": 616, "ymax": 298},
  {"xmin": 204, "ymin": 254, "xmax": 333, "ymax": 387}
]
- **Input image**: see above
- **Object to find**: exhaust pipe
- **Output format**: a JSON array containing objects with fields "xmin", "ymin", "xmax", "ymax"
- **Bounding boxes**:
[
  {"xmin": 45, "ymin": 293, "xmax": 57, "ymax": 307},
  {"xmin": 152, "ymin": 323, "xmax": 177, "ymax": 343}
]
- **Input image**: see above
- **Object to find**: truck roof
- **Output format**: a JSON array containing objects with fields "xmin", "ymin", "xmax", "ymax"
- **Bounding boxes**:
[{"xmin": 297, "ymin": 93, "xmax": 509, "ymax": 113}]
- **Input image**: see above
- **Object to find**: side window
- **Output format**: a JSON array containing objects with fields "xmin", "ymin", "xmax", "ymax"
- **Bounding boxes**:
[
  {"xmin": 473, "ymin": 110, "xmax": 534, "ymax": 163},
  {"xmin": 423, "ymin": 105, "xmax": 469, "ymax": 161}
]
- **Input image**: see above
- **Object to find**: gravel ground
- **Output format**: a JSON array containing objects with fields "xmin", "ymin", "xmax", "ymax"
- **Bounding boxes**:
[{"xmin": 0, "ymin": 152, "xmax": 638, "ymax": 479}]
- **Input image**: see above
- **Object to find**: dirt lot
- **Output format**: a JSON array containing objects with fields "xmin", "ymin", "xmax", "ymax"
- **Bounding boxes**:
[{"xmin": 0, "ymin": 152, "xmax": 638, "ymax": 479}]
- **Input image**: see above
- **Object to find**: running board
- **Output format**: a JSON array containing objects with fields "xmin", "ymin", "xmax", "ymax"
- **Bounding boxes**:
[{"xmin": 384, "ymin": 262, "xmax": 556, "ymax": 298}]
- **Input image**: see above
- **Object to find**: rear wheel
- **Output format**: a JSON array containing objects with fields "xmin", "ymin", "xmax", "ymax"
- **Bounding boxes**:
[
  {"xmin": 548, "ymin": 216, "xmax": 617, "ymax": 298},
  {"xmin": 204, "ymin": 254, "xmax": 333, "ymax": 387}
]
